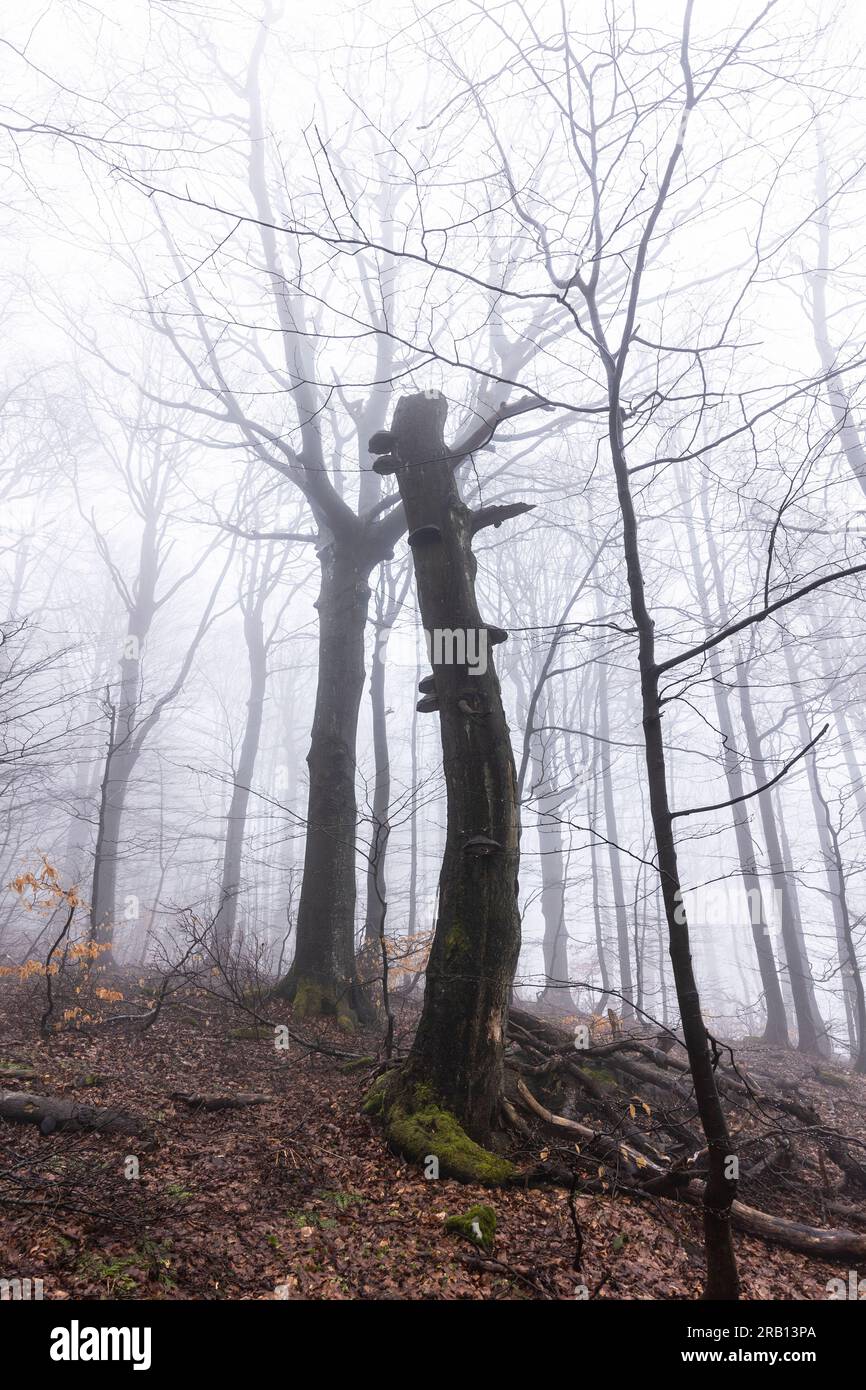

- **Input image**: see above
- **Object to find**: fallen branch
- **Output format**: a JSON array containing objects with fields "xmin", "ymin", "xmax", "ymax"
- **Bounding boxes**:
[
  {"xmin": 170, "ymin": 1091, "xmax": 270, "ymax": 1111},
  {"xmin": 516, "ymin": 1080, "xmax": 866, "ymax": 1259},
  {"xmin": 516, "ymin": 1078, "xmax": 668, "ymax": 1176}
]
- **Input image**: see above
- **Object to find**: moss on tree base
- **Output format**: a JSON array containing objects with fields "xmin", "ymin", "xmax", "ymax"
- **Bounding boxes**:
[
  {"xmin": 363, "ymin": 1076, "xmax": 515, "ymax": 1185},
  {"xmin": 278, "ymin": 973, "xmax": 358, "ymax": 1031}
]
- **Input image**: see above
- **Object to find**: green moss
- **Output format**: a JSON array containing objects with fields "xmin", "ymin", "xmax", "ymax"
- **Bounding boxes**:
[
  {"xmin": 362, "ymin": 1075, "xmax": 388, "ymax": 1116},
  {"xmin": 445, "ymin": 1204, "xmax": 496, "ymax": 1252},
  {"xmin": 445, "ymin": 921, "xmax": 469, "ymax": 959},
  {"xmin": 314, "ymin": 1189, "xmax": 364, "ymax": 1211},
  {"xmin": 77, "ymin": 1240, "xmax": 175, "ymax": 1298},
  {"xmin": 365, "ymin": 1073, "xmax": 515, "ymax": 1184},
  {"xmin": 386, "ymin": 1094, "xmax": 515, "ymax": 1184},
  {"xmin": 341, "ymin": 1056, "xmax": 375, "ymax": 1074},
  {"xmin": 294, "ymin": 978, "xmax": 327, "ymax": 1017},
  {"xmin": 294, "ymin": 977, "xmax": 356, "ymax": 1032},
  {"xmin": 582, "ymin": 1062, "xmax": 620, "ymax": 1091}
]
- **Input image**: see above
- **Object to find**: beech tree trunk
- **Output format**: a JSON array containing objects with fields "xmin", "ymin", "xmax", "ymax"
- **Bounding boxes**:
[
  {"xmin": 782, "ymin": 641, "xmax": 860, "ymax": 1056},
  {"xmin": 274, "ymin": 540, "xmax": 374, "ymax": 1022},
  {"xmin": 534, "ymin": 770, "xmax": 572, "ymax": 1012},
  {"xmin": 90, "ymin": 630, "xmax": 145, "ymax": 948},
  {"xmin": 529, "ymin": 693, "xmax": 573, "ymax": 1012},
  {"xmin": 596, "ymin": 656, "xmax": 634, "ymax": 1019},
  {"xmin": 701, "ymin": 507, "xmax": 828, "ymax": 1057},
  {"xmin": 364, "ymin": 565, "xmax": 406, "ymax": 945},
  {"xmin": 813, "ymin": 770, "xmax": 866, "ymax": 1071},
  {"xmin": 589, "ymin": 773, "xmax": 612, "ymax": 1015},
  {"xmin": 384, "ymin": 391, "xmax": 522, "ymax": 1143},
  {"xmin": 681, "ymin": 485, "xmax": 789, "ymax": 1044},
  {"xmin": 364, "ymin": 623, "xmax": 390, "ymax": 946},
  {"xmin": 214, "ymin": 606, "xmax": 267, "ymax": 955},
  {"xmin": 735, "ymin": 668, "xmax": 830, "ymax": 1056}
]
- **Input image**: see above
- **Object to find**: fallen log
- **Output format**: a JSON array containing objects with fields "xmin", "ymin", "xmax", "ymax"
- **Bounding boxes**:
[
  {"xmin": 723, "ymin": 1196, "xmax": 866, "ymax": 1260},
  {"xmin": 0, "ymin": 1089, "xmax": 149, "ymax": 1137},
  {"xmin": 170, "ymin": 1091, "xmax": 270, "ymax": 1111}
]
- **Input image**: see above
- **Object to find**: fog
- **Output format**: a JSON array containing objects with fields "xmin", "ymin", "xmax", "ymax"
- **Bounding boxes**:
[{"xmin": 2, "ymin": 0, "xmax": 866, "ymax": 1308}]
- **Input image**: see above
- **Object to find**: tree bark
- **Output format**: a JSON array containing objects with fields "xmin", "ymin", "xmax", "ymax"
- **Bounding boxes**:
[
  {"xmin": 607, "ymin": 399, "xmax": 740, "ymax": 1299},
  {"xmin": 90, "ymin": 632, "xmax": 144, "ymax": 948},
  {"xmin": 381, "ymin": 391, "xmax": 522, "ymax": 1145},
  {"xmin": 529, "ymin": 694, "xmax": 573, "ymax": 1013},
  {"xmin": 782, "ymin": 641, "xmax": 861, "ymax": 1058},
  {"xmin": 274, "ymin": 540, "xmax": 373, "ymax": 1024},
  {"xmin": 214, "ymin": 604, "xmax": 267, "ymax": 955},
  {"xmin": 596, "ymin": 654, "xmax": 635, "ymax": 1019},
  {"xmin": 680, "ymin": 484, "xmax": 789, "ymax": 1044},
  {"xmin": 734, "ymin": 667, "xmax": 831, "ymax": 1057}
]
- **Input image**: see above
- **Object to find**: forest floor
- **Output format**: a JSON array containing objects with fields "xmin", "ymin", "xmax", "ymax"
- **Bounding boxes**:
[{"xmin": 0, "ymin": 977, "xmax": 863, "ymax": 1301}]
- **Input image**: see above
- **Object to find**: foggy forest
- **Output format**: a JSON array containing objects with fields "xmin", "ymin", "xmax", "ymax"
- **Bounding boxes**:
[{"xmin": 2, "ymin": 0, "xmax": 866, "ymax": 1331}]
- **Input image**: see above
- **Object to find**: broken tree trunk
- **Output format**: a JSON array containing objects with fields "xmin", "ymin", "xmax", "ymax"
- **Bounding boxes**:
[{"xmin": 0, "ymin": 1090, "xmax": 150, "ymax": 1137}]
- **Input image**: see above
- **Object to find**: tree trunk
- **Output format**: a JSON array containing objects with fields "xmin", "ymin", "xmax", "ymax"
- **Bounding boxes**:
[
  {"xmin": 680, "ymin": 485, "xmax": 789, "ymax": 1044},
  {"xmin": 378, "ymin": 391, "xmax": 522, "ymax": 1149},
  {"xmin": 364, "ymin": 613, "xmax": 390, "ymax": 947},
  {"xmin": 700, "ymin": 505, "xmax": 829, "ymax": 1057},
  {"xmin": 89, "ymin": 513, "xmax": 160, "ymax": 953},
  {"xmin": 364, "ymin": 565, "xmax": 407, "ymax": 946},
  {"xmin": 530, "ymin": 725, "xmax": 573, "ymax": 1013},
  {"xmin": 274, "ymin": 540, "xmax": 372, "ymax": 1024},
  {"xmin": 734, "ymin": 673, "xmax": 830, "ymax": 1056},
  {"xmin": 596, "ymin": 655, "xmax": 635, "ymax": 1019},
  {"xmin": 407, "ymin": 640, "xmax": 422, "ymax": 939},
  {"xmin": 809, "ymin": 760, "xmax": 866, "ymax": 1071},
  {"xmin": 214, "ymin": 606, "xmax": 267, "ymax": 955},
  {"xmin": 90, "ymin": 633, "xmax": 144, "ymax": 949},
  {"xmin": 782, "ymin": 641, "xmax": 860, "ymax": 1057},
  {"xmin": 588, "ymin": 773, "xmax": 612, "ymax": 1015},
  {"xmin": 607, "ymin": 397, "xmax": 740, "ymax": 1299}
]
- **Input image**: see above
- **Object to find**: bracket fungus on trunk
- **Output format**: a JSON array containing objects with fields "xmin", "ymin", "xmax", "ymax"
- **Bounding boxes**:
[
  {"xmin": 368, "ymin": 429, "xmax": 396, "ymax": 455},
  {"xmin": 371, "ymin": 454, "xmax": 399, "ymax": 476},
  {"xmin": 407, "ymin": 525, "xmax": 443, "ymax": 547},
  {"xmin": 463, "ymin": 835, "xmax": 503, "ymax": 857}
]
